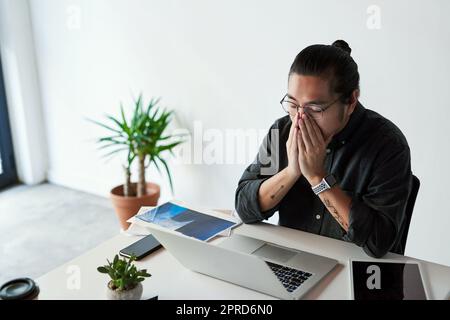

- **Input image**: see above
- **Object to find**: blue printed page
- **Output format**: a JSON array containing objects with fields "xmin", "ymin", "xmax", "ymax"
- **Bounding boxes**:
[{"xmin": 136, "ymin": 202, "xmax": 238, "ymax": 241}]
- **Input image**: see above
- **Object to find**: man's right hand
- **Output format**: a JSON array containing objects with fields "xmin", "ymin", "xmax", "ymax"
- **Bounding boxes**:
[
  {"xmin": 286, "ymin": 113, "xmax": 302, "ymax": 179},
  {"xmin": 257, "ymin": 113, "xmax": 302, "ymax": 212}
]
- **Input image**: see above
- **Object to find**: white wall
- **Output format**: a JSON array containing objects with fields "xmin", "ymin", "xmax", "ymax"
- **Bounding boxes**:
[{"xmin": 19, "ymin": 0, "xmax": 450, "ymax": 266}]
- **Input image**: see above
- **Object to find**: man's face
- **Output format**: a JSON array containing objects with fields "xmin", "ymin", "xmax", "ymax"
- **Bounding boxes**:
[{"xmin": 287, "ymin": 73, "xmax": 355, "ymax": 141}]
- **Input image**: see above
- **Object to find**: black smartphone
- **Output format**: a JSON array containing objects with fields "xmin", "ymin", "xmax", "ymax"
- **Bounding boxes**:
[{"xmin": 119, "ymin": 234, "xmax": 162, "ymax": 260}]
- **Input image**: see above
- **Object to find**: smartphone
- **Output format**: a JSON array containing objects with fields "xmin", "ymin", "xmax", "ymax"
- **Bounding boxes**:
[{"xmin": 119, "ymin": 234, "xmax": 162, "ymax": 260}]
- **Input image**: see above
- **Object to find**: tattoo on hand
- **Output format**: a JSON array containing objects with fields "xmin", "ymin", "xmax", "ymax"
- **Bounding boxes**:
[
  {"xmin": 271, "ymin": 185, "xmax": 284, "ymax": 199},
  {"xmin": 324, "ymin": 198, "xmax": 349, "ymax": 230}
]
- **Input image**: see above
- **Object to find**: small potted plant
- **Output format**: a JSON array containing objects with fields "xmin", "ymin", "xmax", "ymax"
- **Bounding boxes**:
[
  {"xmin": 97, "ymin": 254, "xmax": 151, "ymax": 300},
  {"xmin": 90, "ymin": 94, "xmax": 184, "ymax": 230}
]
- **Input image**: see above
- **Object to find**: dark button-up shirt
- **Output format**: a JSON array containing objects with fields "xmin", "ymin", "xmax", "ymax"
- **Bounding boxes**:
[{"xmin": 235, "ymin": 102, "xmax": 413, "ymax": 258}]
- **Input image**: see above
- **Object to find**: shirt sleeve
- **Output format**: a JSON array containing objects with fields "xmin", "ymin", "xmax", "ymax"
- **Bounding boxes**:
[
  {"xmin": 235, "ymin": 121, "xmax": 282, "ymax": 224},
  {"xmin": 344, "ymin": 143, "xmax": 413, "ymax": 258}
]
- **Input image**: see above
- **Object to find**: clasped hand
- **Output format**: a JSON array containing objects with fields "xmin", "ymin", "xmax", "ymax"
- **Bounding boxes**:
[{"xmin": 286, "ymin": 113, "xmax": 333, "ymax": 185}]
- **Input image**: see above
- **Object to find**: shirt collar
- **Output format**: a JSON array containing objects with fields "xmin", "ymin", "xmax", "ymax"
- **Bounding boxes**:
[{"xmin": 328, "ymin": 101, "xmax": 366, "ymax": 149}]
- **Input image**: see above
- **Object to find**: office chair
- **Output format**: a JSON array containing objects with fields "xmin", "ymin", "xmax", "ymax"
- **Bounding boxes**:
[{"xmin": 397, "ymin": 174, "xmax": 420, "ymax": 255}]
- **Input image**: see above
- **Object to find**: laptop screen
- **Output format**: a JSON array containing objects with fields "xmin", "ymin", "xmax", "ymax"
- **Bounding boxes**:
[{"xmin": 351, "ymin": 261, "xmax": 427, "ymax": 300}]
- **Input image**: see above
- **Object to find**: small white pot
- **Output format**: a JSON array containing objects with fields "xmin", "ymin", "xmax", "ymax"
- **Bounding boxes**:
[{"xmin": 105, "ymin": 282, "xmax": 143, "ymax": 300}]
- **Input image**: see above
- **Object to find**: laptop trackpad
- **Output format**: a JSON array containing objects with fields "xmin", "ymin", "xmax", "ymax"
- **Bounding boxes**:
[{"xmin": 252, "ymin": 244, "xmax": 297, "ymax": 263}]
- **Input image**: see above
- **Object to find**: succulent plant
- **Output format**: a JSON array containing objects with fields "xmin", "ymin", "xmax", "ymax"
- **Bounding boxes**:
[{"xmin": 97, "ymin": 254, "xmax": 151, "ymax": 291}]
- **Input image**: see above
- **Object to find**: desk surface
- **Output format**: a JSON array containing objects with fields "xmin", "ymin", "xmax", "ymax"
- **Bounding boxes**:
[{"xmin": 36, "ymin": 222, "xmax": 450, "ymax": 300}]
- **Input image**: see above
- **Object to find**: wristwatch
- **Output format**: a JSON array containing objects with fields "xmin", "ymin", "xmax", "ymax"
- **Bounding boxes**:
[{"xmin": 311, "ymin": 174, "xmax": 337, "ymax": 195}]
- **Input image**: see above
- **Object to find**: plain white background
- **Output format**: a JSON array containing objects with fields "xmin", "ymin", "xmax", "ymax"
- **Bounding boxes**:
[{"xmin": 1, "ymin": 0, "xmax": 449, "ymax": 266}]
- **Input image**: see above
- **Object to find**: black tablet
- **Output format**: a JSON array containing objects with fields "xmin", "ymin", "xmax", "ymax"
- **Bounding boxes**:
[{"xmin": 349, "ymin": 259, "xmax": 429, "ymax": 300}]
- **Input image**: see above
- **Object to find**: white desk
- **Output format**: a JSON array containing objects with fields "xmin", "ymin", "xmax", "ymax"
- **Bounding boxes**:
[{"xmin": 36, "ymin": 222, "xmax": 450, "ymax": 300}]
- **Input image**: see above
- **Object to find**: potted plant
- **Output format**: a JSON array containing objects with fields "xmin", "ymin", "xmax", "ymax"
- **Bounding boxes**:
[
  {"xmin": 97, "ymin": 254, "xmax": 151, "ymax": 300},
  {"xmin": 90, "ymin": 95, "xmax": 184, "ymax": 230}
]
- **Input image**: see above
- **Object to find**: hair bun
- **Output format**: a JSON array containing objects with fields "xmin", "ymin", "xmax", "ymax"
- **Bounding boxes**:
[{"xmin": 332, "ymin": 40, "xmax": 351, "ymax": 55}]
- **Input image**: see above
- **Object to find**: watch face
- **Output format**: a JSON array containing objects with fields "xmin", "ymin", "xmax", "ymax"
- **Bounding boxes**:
[{"xmin": 325, "ymin": 174, "xmax": 337, "ymax": 186}]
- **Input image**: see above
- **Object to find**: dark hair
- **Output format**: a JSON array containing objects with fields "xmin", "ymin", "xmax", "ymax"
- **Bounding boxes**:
[{"xmin": 289, "ymin": 40, "xmax": 359, "ymax": 103}]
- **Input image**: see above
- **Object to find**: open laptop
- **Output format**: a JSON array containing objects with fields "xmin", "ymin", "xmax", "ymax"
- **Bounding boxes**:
[{"xmin": 146, "ymin": 225, "xmax": 338, "ymax": 300}]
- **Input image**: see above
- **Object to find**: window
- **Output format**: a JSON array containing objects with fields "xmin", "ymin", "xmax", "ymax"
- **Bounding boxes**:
[{"xmin": 0, "ymin": 56, "xmax": 17, "ymax": 189}]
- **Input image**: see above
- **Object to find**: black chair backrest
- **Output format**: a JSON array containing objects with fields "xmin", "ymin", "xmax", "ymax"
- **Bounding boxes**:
[{"xmin": 398, "ymin": 174, "xmax": 420, "ymax": 254}]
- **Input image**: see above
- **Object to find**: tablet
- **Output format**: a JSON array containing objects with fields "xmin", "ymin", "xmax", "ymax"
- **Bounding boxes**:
[{"xmin": 349, "ymin": 259, "xmax": 429, "ymax": 300}]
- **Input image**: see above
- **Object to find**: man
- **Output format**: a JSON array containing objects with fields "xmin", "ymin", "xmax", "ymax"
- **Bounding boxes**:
[{"xmin": 235, "ymin": 40, "xmax": 413, "ymax": 258}]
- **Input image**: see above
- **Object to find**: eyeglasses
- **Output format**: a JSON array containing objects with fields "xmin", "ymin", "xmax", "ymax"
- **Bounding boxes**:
[{"xmin": 280, "ymin": 94, "xmax": 341, "ymax": 119}]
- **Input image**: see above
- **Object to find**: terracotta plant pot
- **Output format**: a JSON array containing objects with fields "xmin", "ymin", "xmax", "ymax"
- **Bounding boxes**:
[{"xmin": 110, "ymin": 182, "xmax": 160, "ymax": 230}]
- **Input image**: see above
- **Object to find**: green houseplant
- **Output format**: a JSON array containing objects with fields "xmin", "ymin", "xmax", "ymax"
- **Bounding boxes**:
[
  {"xmin": 90, "ymin": 95, "xmax": 183, "ymax": 230},
  {"xmin": 97, "ymin": 254, "xmax": 151, "ymax": 300}
]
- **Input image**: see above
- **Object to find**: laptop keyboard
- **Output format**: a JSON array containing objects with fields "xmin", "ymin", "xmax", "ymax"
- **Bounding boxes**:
[{"xmin": 266, "ymin": 261, "xmax": 313, "ymax": 293}]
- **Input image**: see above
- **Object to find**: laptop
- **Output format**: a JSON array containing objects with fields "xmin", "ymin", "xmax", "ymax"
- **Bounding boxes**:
[{"xmin": 146, "ymin": 225, "xmax": 338, "ymax": 300}]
